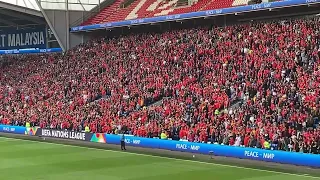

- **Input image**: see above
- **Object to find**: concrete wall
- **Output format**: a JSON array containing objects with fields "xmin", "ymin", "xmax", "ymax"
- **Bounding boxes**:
[{"xmin": 44, "ymin": 10, "xmax": 94, "ymax": 50}]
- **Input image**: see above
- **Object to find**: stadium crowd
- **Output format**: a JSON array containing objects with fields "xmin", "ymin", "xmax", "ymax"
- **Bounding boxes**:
[{"xmin": 0, "ymin": 16, "xmax": 320, "ymax": 154}]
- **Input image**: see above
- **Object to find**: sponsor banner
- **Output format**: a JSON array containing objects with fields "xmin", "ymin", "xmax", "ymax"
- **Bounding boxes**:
[
  {"xmin": 70, "ymin": 0, "xmax": 320, "ymax": 32},
  {"xmin": 35, "ymin": 128, "xmax": 93, "ymax": 141},
  {"xmin": 104, "ymin": 134, "xmax": 320, "ymax": 168},
  {"xmin": 90, "ymin": 133, "xmax": 107, "ymax": 143},
  {"xmin": 0, "ymin": 27, "xmax": 47, "ymax": 50},
  {"xmin": 25, "ymin": 127, "xmax": 39, "ymax": 136},
  {"xmin": 0, "ymin": 125, "xmax": 26, "ymax": 134}
]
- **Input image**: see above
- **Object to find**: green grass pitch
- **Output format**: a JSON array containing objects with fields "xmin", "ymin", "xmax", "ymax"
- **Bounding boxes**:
[{"xmin": 0, "ymin": 137, "xmax": 319, "ymax": 180}]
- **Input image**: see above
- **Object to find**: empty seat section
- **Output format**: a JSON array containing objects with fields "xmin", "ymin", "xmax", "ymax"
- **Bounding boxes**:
[
  {"xmin": 168, "ymin": 0, "xmax": 211, "ymax": 15},
  {"xmin": 82, "ymin": 0, "xmax": 252, "ymax": 25},
  {"xmin": 134, "ymin": 0, "xmax": 157, "ymax": 18},
  {"xmin": 105, "ymin": 0, "xmax": 140, "ymax": 22},
  {"xmin": 202, "ymin": 0, "xmax": 234, "ymax": 10},
  {"xmin": 151, "ymin": 0, "xmax": 179, "ymax": 17},
  {"xmin": 126, "ymin": 0, "xmax": 149, "ymax": 20},
  {"xmin": 82, "ymin": 0, "xmax": 125, "ymax": 25}
]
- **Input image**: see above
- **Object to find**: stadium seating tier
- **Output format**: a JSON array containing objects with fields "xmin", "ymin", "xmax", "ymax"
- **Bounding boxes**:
[{"xmin": 1, "ymin": 16, "xmax": 320, "ymax": 153}]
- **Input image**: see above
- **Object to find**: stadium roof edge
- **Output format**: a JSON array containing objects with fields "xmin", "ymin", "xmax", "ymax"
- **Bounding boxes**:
[{"xmin": 0, "ymin": 1, "xmax": 42, "ymax": 17}]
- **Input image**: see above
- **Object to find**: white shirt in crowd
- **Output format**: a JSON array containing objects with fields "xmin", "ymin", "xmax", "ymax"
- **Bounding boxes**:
[{"xmin": 234, "ymin": 136, "xmax": 241, "ymax": 146}]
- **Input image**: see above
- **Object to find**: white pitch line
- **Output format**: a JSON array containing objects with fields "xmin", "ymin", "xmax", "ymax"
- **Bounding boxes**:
[
  {"xmin": 0, "ymin": 138, "xmax": 21, "ymax": 142},
  {"xmin": 0, "ymin": 136, "xmax": 319, "ymax": 179}
]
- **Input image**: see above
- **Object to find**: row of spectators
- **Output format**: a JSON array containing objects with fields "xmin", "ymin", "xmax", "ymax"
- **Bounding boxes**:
[{"xmin": 0, "ymin": 16, "xmax": 320, "ymax": 153}]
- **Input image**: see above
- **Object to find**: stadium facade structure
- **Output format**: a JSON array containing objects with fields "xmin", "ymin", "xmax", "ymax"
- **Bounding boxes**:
[
  {"xmin": 0, "ymin": 0, "xmax": 103, "ymax": 51},
  {"xmin": 0, "ymin": 0, "xmax": 319, "ymax": 52}
]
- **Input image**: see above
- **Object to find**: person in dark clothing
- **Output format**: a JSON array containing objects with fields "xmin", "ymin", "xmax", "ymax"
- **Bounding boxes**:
[
  {"xmin": 311, "ymin": 141, "xmax": 317, "ymax": 154},
  {"xmin": 120, "ymin": 133, "xmax": 126, "ymax": 150}
]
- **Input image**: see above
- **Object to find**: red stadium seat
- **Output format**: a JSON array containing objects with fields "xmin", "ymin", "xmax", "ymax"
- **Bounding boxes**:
[{"xmin": 81, "ymin": 0, "xmax": 125, "ymax": 25}]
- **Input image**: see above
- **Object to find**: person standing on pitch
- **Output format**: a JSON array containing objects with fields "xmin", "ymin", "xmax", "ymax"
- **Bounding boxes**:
[{"xmin": 121, "ymin": 133, "xmax": 126, "ymax": 150}]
